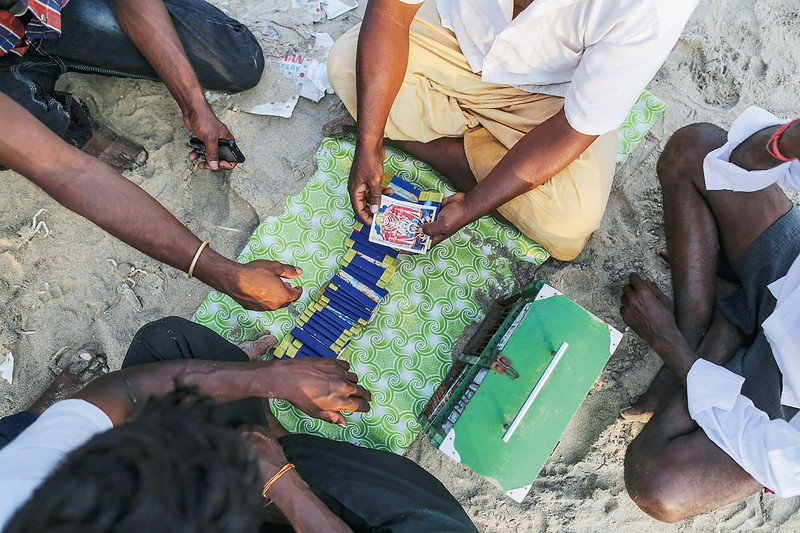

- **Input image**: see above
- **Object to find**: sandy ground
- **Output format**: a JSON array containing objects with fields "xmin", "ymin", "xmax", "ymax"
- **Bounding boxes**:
[{"xmin": 1, "ymin": 0, "xmax": 799, "ymax": 530}]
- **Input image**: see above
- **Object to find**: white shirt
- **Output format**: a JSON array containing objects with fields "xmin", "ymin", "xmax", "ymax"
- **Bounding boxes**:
[
  {"xmin": 0, "ymin": 400, "xmax": 112, "ymax": 529},
  {"xmin": 400, "ymin": 0, "xmax": 698, "ymax": 135},
  {"xmin": 689, "ymin": 106, "xmax": 800, "ymax": 497}
]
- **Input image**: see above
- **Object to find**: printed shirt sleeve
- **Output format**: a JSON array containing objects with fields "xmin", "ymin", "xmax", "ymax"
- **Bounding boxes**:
[
  {"xmin": 687, "ymin": 359, "xmax": 800, "ymax": 497},
  {"xmin": 0, "ymin": 400, "xmax": 113, "ymax": 529},
  {"xmin": 703, "ymin": 106, "xmax": 800, "ymax": 193}
]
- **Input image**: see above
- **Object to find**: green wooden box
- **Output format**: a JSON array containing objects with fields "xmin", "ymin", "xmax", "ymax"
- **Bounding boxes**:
[{"xmin": 419, "ymin": 281, "xmax": 622, "ymax": 502}]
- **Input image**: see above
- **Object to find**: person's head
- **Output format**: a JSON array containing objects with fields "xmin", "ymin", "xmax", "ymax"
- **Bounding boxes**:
[{"xmin": 5, "ymin": 389, "xmax": 264, "ymax": 533}]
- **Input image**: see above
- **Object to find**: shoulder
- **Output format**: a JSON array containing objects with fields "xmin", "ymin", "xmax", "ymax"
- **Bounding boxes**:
[{"xmin": 0, "ymin": 400, "xmax": 112, "ymax": 530}]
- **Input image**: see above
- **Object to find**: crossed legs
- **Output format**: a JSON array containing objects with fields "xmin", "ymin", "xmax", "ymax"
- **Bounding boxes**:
[{"xmin": 623, "ymin": 123, "xmax": 793, "ymax": 521}]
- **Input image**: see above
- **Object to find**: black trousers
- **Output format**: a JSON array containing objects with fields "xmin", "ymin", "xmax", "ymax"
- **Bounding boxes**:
[
  {"xmin": 0, "ymin": 0, "xmax": 264, "ymax": 148},
  {"xmin": 126, "ymin": 317, "xmax": 478, "ymax": 533}
]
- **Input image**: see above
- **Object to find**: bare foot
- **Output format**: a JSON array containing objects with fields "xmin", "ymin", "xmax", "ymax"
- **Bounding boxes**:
[
  {"xmin": 322, "ymin": 114, "xmax": 356, "ymax": 138},
  {"xmin": 238, "ymin": 331, "xmax": 278, "ymax": 360},
  {"xmin": 29, "ymin": 346, "xmax": 110, "ymax": 415},
  {"xmin": 620, "ymin": 365, "xmax": 680, "ymax": 422},
  {"xmin": 82, "ymin": 122, "xmax": 148, "ymax": 172}
]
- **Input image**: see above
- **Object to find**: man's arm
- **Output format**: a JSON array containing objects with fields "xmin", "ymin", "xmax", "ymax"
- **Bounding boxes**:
[
  {"xmin": 110, "ymin": 0, "xmax": 235, "ymax": 171},
  {"xmin": 730, "ymin": 119, "xmax": 800, "ymax": 170},
  {"xmin": 349, "ymin": 0, "xmax": 422, "ymax": 223},
  {"xmin": 242, "ymin": 427, "xmax": 353, "ymax": 532},
  {"xmin": 75, "ymin": 358, "xmax": 370, "ymax": 427},
  {"xmin": 0, "ymin": 93, "xmax": 302, "ymax": 311},
  {"xmin": 423, "ymin": 110, "xmax": 597, "ymax": 244}
]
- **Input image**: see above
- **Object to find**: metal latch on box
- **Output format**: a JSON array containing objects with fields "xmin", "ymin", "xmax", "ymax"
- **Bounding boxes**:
[{"xmin": 490, "ymin": 354, "xmax": 520, "ymax": 380}]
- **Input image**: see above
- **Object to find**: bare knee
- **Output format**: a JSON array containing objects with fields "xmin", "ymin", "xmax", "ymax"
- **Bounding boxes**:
[
  {"xmin": 624, "ymin": 436, "xmax": 694, "ymax": 523},
  {"xmin": 657, "ymin": 123, "xmax": 728, "ymax": 190}
]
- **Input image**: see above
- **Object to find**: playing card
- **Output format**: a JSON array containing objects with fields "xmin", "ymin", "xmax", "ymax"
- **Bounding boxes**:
[{"xmin": 369, "ymin": 195, "xmax": 437, "ymax": 254}]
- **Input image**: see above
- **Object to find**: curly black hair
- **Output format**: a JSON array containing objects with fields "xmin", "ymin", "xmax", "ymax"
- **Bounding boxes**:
[{"xmin": 5, "ymin": 389, "xmax": 264, "ymax": 533}]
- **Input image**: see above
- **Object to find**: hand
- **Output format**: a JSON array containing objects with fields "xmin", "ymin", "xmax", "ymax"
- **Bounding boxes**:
[
  {"xmin": 421, "ymin": 192, "xmax": 474, "ymax": 246},
  {"xmin": 349, "ymin": 144, "xmax": 385, "ymax": 224},
  {"xmin": 227, "ymin": 260, "xmax": 304, "ymax": 311},
  {"xmin": 620, "ymin": 273, "xmax": 679, "ymax": 350},
  {"xmin": 271, "ymin": 358, "xmax": 372, "ymax": 427},
  {"xmin": 239, "ymin": 425, "xmax": 288, "ymax": 471},
  {"xmin": 184, "ymin": 102, "xmax": 237, "ymax": 171}
]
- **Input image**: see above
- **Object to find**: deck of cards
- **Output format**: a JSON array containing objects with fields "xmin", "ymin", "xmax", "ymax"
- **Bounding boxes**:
[
  {"xmin": 369, "ymin": 174, "xmax": 443, "ymax": 254},
  {"xmin": 273, "ymin": 174, "xmax": 442, "ymax": 360}
]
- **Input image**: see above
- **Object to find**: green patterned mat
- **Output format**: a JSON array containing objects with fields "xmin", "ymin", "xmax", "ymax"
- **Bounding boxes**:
[{"xmin": 195, "ymin": 90, "xmax": 665, "ymax": 453}]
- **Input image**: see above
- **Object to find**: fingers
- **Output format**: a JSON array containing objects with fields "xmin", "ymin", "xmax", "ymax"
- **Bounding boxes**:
[
  {"xmin": 278, "ymin": 282, "xmax": 303, "ymax": 308},
  {"xmin": 345, "ymin": 395, "xmax": 371, "ymax": 413},
  {"xmin": 628, "ymin": 272, "xmax": 645, "ymax": 288},
  {"xmin": 368, "ymin": 179, "xmax": 382, "ymax": 215},
  {"xmin": 350, "ymin": 180, "xmax": 373, "ymax": 224},
  {"xmin": 272, "ymin": 262, "xmax": 303, "ymax": 279},
  {"xmin": 321, "ymin": 410, "xmax": 347, "ymax": 428},
  {"xmin": 203, "ymin": 134, "xmax": 220, "ymax": 171}
]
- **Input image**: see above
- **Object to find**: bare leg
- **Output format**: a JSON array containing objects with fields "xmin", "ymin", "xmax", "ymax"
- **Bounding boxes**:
[
  {"xmin": 625, "ymin": 313, "xmax": 757, "ymax": 522},
  {"xmin": 82, "ymin": 121, "xmax": 148, "ymax": 173},
  {"xmin": 626, "ymin": 124, "xmax": 792, "ymax": 416},
  {"xmin": 386, "ymin": 137, "xmax": 476, "ymax": 192},
  {"xmin": 28, "ymin": 347, "xmax": 110, "ymax": 415},
  {"xmin": 237, "ymin": 331, "xmax": 278, "ymax": 361}
]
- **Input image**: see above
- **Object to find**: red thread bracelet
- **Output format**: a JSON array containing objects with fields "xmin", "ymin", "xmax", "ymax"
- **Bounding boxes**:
[{"xmin": 766, "ymin": 119, "xmax": 800, "ymax": 162}]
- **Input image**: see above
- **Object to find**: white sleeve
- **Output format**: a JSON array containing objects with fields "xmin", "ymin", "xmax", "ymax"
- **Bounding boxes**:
[
  {"xmin": 0, "ymin": 400, "xmax": 113, "ymax": 529},
  {"xmin": 703, "ymin": 106, "xmax": 800, "ymax": 193},
  {"xmin": 687, "ymin": 359, "xmax": 800, "ymax": 497},
  {"xmin": 564, "ymin": 5, "xmax": 696, "ymax": 135}
]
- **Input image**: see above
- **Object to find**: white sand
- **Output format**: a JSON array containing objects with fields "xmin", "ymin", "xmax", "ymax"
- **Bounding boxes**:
[{"xmin": 1, "ymin": 0, "xmax": 798, "ymax": 530}]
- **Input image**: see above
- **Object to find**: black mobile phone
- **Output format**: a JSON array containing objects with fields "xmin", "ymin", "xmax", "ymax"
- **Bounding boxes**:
[{"xmin": 188, "ymin": 137, "xmax": 246, "ymax": 164}]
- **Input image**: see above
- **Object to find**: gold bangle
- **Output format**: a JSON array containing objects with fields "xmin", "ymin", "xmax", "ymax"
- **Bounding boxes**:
[
  {"xmin": 261, "ymin": 463, "xmax": 295, "ymax": 499},
  {"xmin": 187, "ymin": 240, "xmax": 211, "ymax": 279}
]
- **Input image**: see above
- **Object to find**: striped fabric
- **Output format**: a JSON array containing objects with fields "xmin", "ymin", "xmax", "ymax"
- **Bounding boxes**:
[{"xmin": 0, "ymin": 0, "xmax": 67, "ymax": 58}]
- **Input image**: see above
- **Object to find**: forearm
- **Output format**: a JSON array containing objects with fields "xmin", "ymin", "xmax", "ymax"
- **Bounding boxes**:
[
  {"xmin": 730, "ymin": 121, "xmax": 800, "ymax": 170},
  {"xmin": 110, "ymin": 0, "xmax": 207, "ymax": 114},
  {"xmin": 355, "ymin": 0, "xmax": 420, "ymax": 149},
  {"xmin": 464, "ymin": 110, "xmax": 596, "ymax": 219},
  {"xmin": 0, "ymin": 93, "xmax": 239, "ymax": 296},
  {"xmin": 267, "ymin": 471, "xmax": 352, "ymax": 532},
  {"xmin": 650, "ymin": 334, "xmax": 699, "ymax": 388},
  {"xmin": 75, "ymin": 359, "xmax": 284, "ymax": 425}
]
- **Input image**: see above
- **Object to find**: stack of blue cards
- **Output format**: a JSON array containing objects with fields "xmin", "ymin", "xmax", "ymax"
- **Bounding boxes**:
[{"xmin": 274, "ymin": 173, "xmax": 441, "ymax": 360}]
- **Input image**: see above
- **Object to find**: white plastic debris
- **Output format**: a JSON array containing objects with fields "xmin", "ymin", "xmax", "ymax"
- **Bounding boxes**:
[
  {"xmin": 0, "ymin": 352, "xmax": 13, "ymax": 385},
  {"xmin": 299, "ymin": 33, "xmax": 335, "ymax": 102},
  {"xmin": 321, "ymin": 0, "xmax": 357, "ymax": 19}
]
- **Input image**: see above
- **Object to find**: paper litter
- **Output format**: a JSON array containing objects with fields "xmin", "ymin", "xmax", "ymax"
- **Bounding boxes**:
[{"xmin": 0, "ymin": 352, "xmax": 13, "ymax": 385}]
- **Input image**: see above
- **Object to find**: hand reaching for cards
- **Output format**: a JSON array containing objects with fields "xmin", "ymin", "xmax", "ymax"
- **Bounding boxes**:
[
  {"xmin": 226, "ymin": 260, "xmax": 304, "ymax": 311},
  {"xmin": 421, "ymin": 192, "xmax": 474, "ymax": 247},
  {"xmin": 271, "ymin": 358, "xmax": 372, "ymax": 427},
  {"xmin": 349, "ymin": 145, "xmax": 386, "ymax": 224}
]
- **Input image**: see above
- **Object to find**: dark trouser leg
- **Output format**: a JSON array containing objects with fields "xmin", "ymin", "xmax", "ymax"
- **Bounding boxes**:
[
  {"xmin": 123, "ymin": 316, "xmax": 268, "ymax": 427},
  {"xmin": 0, "ymin": 55, "xmax": 92, "ymax": 149},
  {"xmin": 0, "ymin": 412, "xmax": 39, "ymax": 449},
  {"xmin": 279, "ymin": 434, "xmax": 478, "ymax": 532},
  {"xmin": 32, "ymin": 0, "xmax": 264, "ymax": 92}
]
